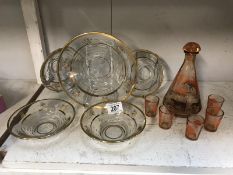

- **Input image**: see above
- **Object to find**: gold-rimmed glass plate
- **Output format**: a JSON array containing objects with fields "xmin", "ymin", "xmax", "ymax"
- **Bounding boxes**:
[
  {"xmin": 40, "ymin": 47, "xmax": 76, "ymax": 92},
  {"xmin": 132, "ymin": 49, "xmax": 164, "ymax": 97},
  {"xmin": 58, "ymin": 32, "xmax": 136, "ymax": 106}
]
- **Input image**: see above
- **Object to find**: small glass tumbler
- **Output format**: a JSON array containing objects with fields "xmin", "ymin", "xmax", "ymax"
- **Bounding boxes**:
[
  {"xmin": 185, "ymin": 115, "xmax": 204, "ymax": 140},
  {"xmin": 159, "ymin": 105, "xmax": 174, "ymax": 129},
  {"xmin": 145, "ymin": 95, "xmax": 159, "ymax": 117},
  {"xmin": 204, "ymin": 108, "xmax": 224, "ymax": 132},
  {"xmin": 207, "ymin": 94, "xmax": 224, "ymax": 114}
]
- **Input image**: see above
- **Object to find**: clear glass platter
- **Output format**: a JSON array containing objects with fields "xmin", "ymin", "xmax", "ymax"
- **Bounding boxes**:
[{"xmin": 58, "ymin": 32, "xmax": 136, "ymax": 106}]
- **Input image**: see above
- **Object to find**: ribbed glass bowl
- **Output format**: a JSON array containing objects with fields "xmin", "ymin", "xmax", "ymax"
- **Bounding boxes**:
[
  {"xmin": 80, "ymin": 102, "xmax": 146, "ymax": 143},
  {"xmin": 132, "ymin": 49, "xmax": 163, "ymax": 97},
  {"xmin": 7, "ymin": 99, "xmax": 75, "ymax": 139},
  {"xmin": 58, "ymin": 32, "xmax": 136, "ymax": 106}
]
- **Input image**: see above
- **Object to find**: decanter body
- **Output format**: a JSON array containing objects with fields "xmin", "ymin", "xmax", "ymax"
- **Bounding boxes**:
[{"xmin": 163, "ymin": 42, "xmax": 202, "ymax": 116}]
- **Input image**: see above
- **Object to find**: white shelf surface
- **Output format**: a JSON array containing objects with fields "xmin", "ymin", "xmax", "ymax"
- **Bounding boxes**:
[{"xmin": 1, "ymin": 82, "xmax": 233, "ymax": 174}]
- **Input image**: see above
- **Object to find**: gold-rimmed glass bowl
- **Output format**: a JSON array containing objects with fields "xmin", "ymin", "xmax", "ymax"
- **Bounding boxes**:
[
  {"xmin": 7, "ymin": 99, "xmax": 75, "ymax": 139},
  {"xmin": 58, "ymin": 32, "xmax": 136, "ymax": 106},
  {"xmin": 80, "ymin": 102, "xmax": 146, "ymax": 143}
]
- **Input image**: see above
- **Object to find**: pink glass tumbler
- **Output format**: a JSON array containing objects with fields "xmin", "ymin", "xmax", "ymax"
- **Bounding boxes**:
[
  {"xmin": 159, "ymin": 105, "xmax": 174, "ymax": 129},
  {"xmin": 185, "ymin": 115, "xmax": 204, "ymax": 140},
  {"xmin": 204, "ymin": 108, "xmax": 224, "ymax": 132},
  {"xmin": 207, "ymin": 94, "xmax": 224, "ymax": 115},
  {"xmin": 145, "ymin": 95, "xmax": 159, "ymax": 117}
]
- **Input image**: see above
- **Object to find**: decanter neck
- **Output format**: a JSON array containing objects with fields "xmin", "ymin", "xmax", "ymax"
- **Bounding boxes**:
[{"xmin": 185, "ymin": 53, "xmax": 196, "ymax": 62}]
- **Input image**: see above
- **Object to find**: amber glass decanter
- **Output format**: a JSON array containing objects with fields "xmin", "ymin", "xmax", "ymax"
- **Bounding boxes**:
[{"xmin": 163, "ymin": 42, "xmax": 202, "ymax": 116}]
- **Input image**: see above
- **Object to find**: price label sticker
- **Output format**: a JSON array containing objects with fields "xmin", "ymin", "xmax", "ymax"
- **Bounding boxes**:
[{"xmin": 105, "ymin": 102, "xmax": 123, "ymax": 115}]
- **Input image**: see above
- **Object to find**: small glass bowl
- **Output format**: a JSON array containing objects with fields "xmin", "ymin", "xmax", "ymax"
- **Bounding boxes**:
[
  {"xmin": 7, "ymin": 99, "xmax": 75, "ymax": 139},
  {"xmin": 80, "ymin": 102, "xmax": 146, "ymax": 143}
]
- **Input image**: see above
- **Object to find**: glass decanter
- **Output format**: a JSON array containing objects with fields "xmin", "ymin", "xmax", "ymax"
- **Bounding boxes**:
[{"xmin": 163, "ymin": 42, "xmax": 202, "ymax": 116}]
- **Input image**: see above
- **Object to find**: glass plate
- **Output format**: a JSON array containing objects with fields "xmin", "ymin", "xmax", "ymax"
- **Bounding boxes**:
[
  {"xmin": 7, "ymin": 99, "xmax": 75, "ymax": 139},
  {"xmin": 132, "ymin": 49, "xmax": 164, "ymax": 97},
  {"xmin": 40, "ymin": 48, "xmax": 75, "ymax": 92},
  {"xmin": 80, "ymin": 101, "xmax": 146, "ymax": 143},
  {"xmin": 58, "ymin": 32, "xmax": 136, "ymax": 106}
]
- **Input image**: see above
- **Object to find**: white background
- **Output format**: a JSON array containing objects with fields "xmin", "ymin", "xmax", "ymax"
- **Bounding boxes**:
[
  {"xmin": 1, "ymin": 0, "xmax": 233, "ymax": 81},
  {"xmin": 0, "ymin": 0, "xmax": 35, "ymax": 80}
]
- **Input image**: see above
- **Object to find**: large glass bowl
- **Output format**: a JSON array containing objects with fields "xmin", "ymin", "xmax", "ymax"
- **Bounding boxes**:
[
  {"xmin": 80, "ymin": 102, "xmax": 146, "ymax": 143},
  {"xmin": 58, "ymin": 32, "xmax": 136, "ymax": 106},
  {"xmin": 132, "ymin": 49, "xmax": 164, "ymax": 97},
  {"xmin": 7, "ymin": 99, "xmax": 75, "ymax": 139}
]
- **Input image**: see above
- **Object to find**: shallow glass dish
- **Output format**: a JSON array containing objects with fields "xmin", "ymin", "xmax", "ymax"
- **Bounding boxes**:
[
  {"xmin": 132, "ymin": 49, "xmax": 163, "ymax": 97},
  {"xmin": 40, "ymin": 48, "xmax": 75, "ymax": 92},
  {"xmin": 7, "ymin": 99, "xmax": 75, "ymax": 139},
  {"xmin": 80, "ymin": 102, "xmax": 146, "ymax": 143},
  {"xmin": 58, "ymin": 32, "xmax": 136, "ymax": 106}
]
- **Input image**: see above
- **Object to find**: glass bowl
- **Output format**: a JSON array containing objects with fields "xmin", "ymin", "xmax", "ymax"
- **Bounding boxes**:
[
  {"xmin": 40, "ymin": 47, "xmax": 75, "ymax": 92},
  {"xmin": 7, "ymin": 99, "xmax": 75, "ymax": 139},
  {"xmin": 80, "ymin": 102, "xmax": 146, "ymax": 143},
  {"xmin": 58, "ymin": 32, "xmax": 136, "ymax": 106},
  {"xmin": 132, "ymin": 49, "xmax": 164, "ymax": 97}
]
